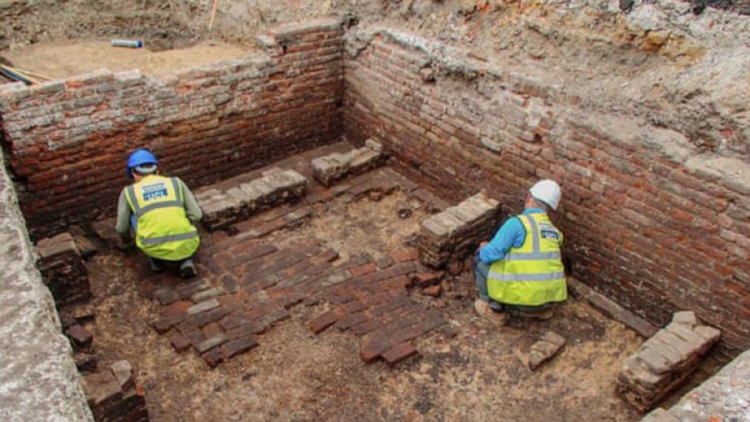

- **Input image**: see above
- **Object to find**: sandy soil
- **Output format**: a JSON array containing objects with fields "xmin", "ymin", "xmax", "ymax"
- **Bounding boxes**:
[
  {"xmin": 82, "ymin": 188, "xmax": 647, "ymax": 421},
  {"xmin": 3, "ymin": 41, "xmax": 250, "ymax": 79},
  {"xmin": 270, "ymin": 192, "xmax": 425, "ymax": 263}
]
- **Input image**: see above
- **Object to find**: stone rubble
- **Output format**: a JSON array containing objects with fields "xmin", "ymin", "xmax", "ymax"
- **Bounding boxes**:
[
  {"xmin": 195, "ymin": 167, "xmax": 308, "ymax": 231},
  {"xmin": 418, "ymin": 192, "xmax": 501, "ymax": 268},
  {"xmin": 528, "ymin": 331, "xmax": 566, "ymax": 371},
  {"xmin": 311, "ymin": 139, "xmax": 384, "ymax": 187},
  {"xmin": 617, "ymin": 311, "xmax": 721, "ymax": 412},
  {"xmin": 36, "ymin": 232, "xmax": 91, "ymax": 307},
  {"xmin": 83, "ymin": 360, "xmax": 148, "ymax": 421}
]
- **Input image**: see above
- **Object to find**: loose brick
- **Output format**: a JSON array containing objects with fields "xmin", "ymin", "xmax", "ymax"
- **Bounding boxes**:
[
  {"xmin": 192, "ymin": 288, "xmax": 226, "ymax": 303},
  {"xmin": 187, "ymin": 299, "xmax": 220, "ymax": 315},
  {"xmin": 203, "ymin": 322, "xmax": 224, "ymax": 338},
  {"xmin": 335, "ymin": 312, "xmax": 368, "ymax": 331},
  {"xmin": 196, "ymin": 334, "xmax": 229, "ymax": 354},
  {"xmin": 309, "ymin": 310, "xmax": 341, "ymax": 334},
  {"xmin": 169, "ymin": 334, "xmax": 191, "ymax": 352},
  {"xmin": 222, "ymin": 335, "xmax": 259, "ymax": 359},
  {"xmin": 152, "ymin": 314, "xmax": 186, "ymax": 334},
  {"xmin": 349, "ymin": 263, "xmax": 377, "ymax": 277},
  {"xmin": 360, "ymin": 338, "xmax": 393, "ymax": 363},
  {"xmin": 202, "ymin": 348, "xmax": 224, "ymax": 368},
  {"xmin": 422, "ymin": 285, "xmax": 442, "ymax": 297},
  {"xmin": 381, "ymin": 342, "xmax": 418, "ymax": 365},
  {"xmin": 66, "ymin": 325, "xmax": 93, "ymax": 348},
  {"xmin": 162, "ymin": 301, "xmax": 192, "ymax": 318}
]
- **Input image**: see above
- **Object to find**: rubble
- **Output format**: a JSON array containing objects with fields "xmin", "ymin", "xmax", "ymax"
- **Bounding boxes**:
[
  {"xmin": 36, "ymin": 232, "xmax": 91, "ymax": 306},
  {"xmin": 418, "ymin": 192, "xmax": 501, "ymax": 268},
  {"xmin": 83, "ymin": 360, "xmax": 148, "ymax": 421},
  {"xmin": 422, "ymin": 285, "xmax": 443, "ymax": 298},
  {"xmin": 195, "ymin": 168, "xmax": 308, "ymax": 231},
  {"xmin": 311, "ymin": 140, "xmax": 384, "ymax": 186},
  {"xmin": 617, "ymin": 311, "xmax": 721, "ymax": 412}
]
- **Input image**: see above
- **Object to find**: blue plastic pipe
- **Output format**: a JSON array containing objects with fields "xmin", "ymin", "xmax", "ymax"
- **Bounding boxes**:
[{"xmin": 111, "ymin": 39, "xmax": 144, "ymax": 48}]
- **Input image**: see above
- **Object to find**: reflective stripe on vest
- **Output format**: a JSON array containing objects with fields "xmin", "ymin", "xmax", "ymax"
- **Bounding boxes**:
[
  {"xmin": 124, "ymin": 175, "xmax": 200, "ymax": 261},
  {"xmin": 140, "ymin": 231, "xmax": 199, "ymax": 246},
  {"xmin": 487, "ymin": 213, "xmax": 567, "ymax": 306}
]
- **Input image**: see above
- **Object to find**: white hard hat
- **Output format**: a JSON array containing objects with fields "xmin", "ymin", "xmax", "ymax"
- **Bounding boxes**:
[{"xmin": 529, "ymin": 179, "xmax": 562, "ymax": 210}]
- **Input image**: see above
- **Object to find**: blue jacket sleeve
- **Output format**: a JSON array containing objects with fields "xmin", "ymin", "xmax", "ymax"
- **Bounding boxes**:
[{"xmin": 478, "ymin": 217, "xmax": 526, "ymax": 265}]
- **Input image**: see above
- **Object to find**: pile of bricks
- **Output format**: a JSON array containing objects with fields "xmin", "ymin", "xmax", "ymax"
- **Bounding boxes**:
[
  {"xmin": 617, "ymin": 311, "xmax": 721, "ymax": 412},
  {"xmin": 59, "ymin": 302, "xmax": 99, "ymax": 372},
  {"xmin": 83, "ymin": 360, "xmax": 148, "ymax": 421},
  {"xmin": 36, "ymin": 233, "xmax": 91, "ymax": 306},
  {"xmin": 311, "ymin": 139, "xmax": 384, "ymax": 186},
  {"xmin": 418, "ymin": 192, "xmax": 501, "ymax": 268},
  {"xmin": 196, "ymin": 168, "xmax": 308, "ymax": 231}
]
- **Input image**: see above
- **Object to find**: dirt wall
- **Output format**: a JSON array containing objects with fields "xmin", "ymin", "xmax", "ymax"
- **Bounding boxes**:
[
  {"xmin": 0, "ymin": 18, "xmax": 344, "ymax": 238},
  {"xmin": 0, "ymin": 0, "xmax": 199, "ymax": 51},
  {"xmin": 343, "ymin": 29, "xmax": 749, "ymax": 356}
]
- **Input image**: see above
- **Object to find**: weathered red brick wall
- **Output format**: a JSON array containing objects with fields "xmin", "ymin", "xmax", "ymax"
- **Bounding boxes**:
[
  {"xmin": 343, "ymin": 31, "xmax": 749, "ymax": 355},
  {"xmin": 0, "ymin": 18, "xmax": 344, "ymax": 238}
]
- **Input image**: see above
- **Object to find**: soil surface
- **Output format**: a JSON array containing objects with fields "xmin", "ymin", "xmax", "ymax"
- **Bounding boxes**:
[
  {"xmin": 3, "ymin": 41, "xmax": 249, "ymax": 79},
  {"xmin": 82, "ymin": 185, "xmax": 645, "ymax": 421}
]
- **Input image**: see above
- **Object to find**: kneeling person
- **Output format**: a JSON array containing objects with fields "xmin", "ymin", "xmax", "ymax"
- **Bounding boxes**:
[
  {"xmin": 115, "ymin": 148, "xmax": 202, "ymax": 278},
  {"xmin": 474, "ymin": 180, "xmax": 567, "ymax": 324}
]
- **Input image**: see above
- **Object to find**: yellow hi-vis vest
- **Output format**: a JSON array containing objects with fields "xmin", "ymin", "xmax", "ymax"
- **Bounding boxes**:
[
  {"xmin": 487, "ymin": 212, "xmax": 567, "ymax": 306},
  {"xmin": 124, "ymin": 175, "xmax": 200, "ymax": 261}
]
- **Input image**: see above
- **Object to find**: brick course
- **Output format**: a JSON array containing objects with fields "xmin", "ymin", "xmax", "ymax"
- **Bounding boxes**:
[
  {"xmin": 0, "ymin": 18, "xmax": 344, "ymax": 239},
  {"xmin": 617, "ymin": 312, "xmax": 720, "ymax": 411},
  {"xmin": 343, "ymin": 29, "xmax": 750, "ymax": 355}
]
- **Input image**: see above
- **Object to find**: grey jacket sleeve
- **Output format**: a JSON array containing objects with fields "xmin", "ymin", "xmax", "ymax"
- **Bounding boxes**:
[
  {"xmin": 180, "ymin": 179, "xmax": 203, "ymax": 223},
  {"xmin": 115, "ymin": 189, "xmax": 131, "ymax": 237}
]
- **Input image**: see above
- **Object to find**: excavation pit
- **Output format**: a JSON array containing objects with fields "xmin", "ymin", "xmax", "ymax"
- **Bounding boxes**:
[
  {"xmin": 72, "ymin": 143, "xmax": 649, "ymax": 421},
  {"xmin": 0, "ymin": 4, "xmax": 748, "ymax": 422}
]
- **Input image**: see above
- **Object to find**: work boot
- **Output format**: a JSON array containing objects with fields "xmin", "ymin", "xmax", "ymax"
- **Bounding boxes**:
[
  {"xmin": 474, "ymin": 299, "xmax": 507, "ymax": 325},
  {"xmin": 148, "ymin": 257, "xmax": 164, "ymax": 273},
  {"xmin": 516, "ymin": 308, "xmax": 555, "ymax": 321},
  {"xmin": 180, "ymin": 259, "xmax": 197, "ymax": 279}
]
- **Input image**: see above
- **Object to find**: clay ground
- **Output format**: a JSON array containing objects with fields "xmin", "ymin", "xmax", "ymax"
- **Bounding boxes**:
[
  {"xmin": 3, "ymin": 41, "xmax": 250, "ymax": 79},
  {"xmin": 78, "ymin": 162, "xmax": 648, "ymax": 421}
]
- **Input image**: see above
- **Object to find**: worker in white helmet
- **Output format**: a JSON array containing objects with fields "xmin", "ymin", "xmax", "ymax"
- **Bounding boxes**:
[{"xmin": 473, "ymin": 180, "xmax": 567, "ymax": 324}]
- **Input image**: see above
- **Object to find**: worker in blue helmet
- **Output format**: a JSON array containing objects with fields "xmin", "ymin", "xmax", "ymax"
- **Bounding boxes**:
[{"xmin": 115, "ymin": 148, "xmax": 203, "ymax": 278}]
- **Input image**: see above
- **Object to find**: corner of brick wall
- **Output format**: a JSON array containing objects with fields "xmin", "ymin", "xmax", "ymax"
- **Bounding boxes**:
[
  {"xmin": 0, "ymin": 17, "xmax": 345, "ymax": 240},
  {"xmin": 342, "ymin": 27, "xmax": 750, "ymax": 356}
]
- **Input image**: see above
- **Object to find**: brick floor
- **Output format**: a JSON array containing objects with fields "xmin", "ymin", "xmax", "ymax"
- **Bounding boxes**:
[{"xmin": 132, "ymin": 143, "xmax": 449, "ymax": 368}]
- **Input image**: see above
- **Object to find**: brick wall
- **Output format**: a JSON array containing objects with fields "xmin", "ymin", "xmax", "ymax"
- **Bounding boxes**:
[
  {"xmin": 0, "ymin": 18, "xmax": 344, "ymax": 238},
  {"xmin": 343, "ymin": 30, "xmax": 749, "ymax": 355}
]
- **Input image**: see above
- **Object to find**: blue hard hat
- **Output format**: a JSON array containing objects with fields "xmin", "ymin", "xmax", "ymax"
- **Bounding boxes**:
[
  {"xmin": 127, "ymin": 148, "xmax": 158, "ymax": 179},
  {"xmin": 127, "ymin": 148, "xmax": 158, "ymax": 169}
]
